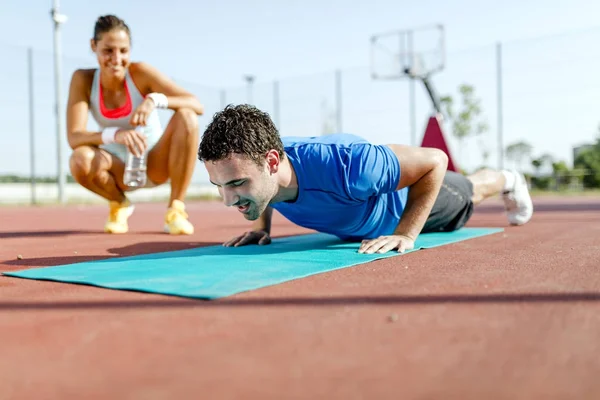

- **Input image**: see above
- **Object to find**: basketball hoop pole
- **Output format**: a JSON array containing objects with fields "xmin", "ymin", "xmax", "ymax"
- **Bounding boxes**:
[
  {"xmin": 370, "ymin": 23, "xmax": 447, "ymax": 133},
  {"xmin": 402, "ymin": 32, "xmax": 443, "ymax": 116},
  {"xmin": 370, "ymin": 24, "xmax": 457, "ymax": 171},
  {"xmin": 418, "ymin": 75, "xmax": 443, "ymax": 116}
]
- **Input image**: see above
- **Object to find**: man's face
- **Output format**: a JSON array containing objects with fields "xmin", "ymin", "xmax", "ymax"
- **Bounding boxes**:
[{"xmin": 206, "ymin": 152, "xmax": 280, "ymax": 221}]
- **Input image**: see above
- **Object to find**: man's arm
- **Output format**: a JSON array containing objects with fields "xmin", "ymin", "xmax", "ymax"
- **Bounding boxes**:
[
  {"xmin": 388, "ymin": 144, "xmax": 448, "ymax": 240},
  {"xmin": 358, "ymin": 145, "xmax": 448, "ymax": 254}
]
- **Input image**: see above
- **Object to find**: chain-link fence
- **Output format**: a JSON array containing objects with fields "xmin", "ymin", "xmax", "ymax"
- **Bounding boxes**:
[{"xmin": 2, "ymin": 27, "xmax": 600, "ymax": 204}]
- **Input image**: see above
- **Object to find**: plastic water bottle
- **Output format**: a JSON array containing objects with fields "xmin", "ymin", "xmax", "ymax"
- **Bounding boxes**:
[{"xmin": 123, "ymin": 127, "xmax": 148, "ymax": 188}]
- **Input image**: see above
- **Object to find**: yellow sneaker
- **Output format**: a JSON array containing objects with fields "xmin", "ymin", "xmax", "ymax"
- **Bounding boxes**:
[
  {"xmin": 164, "ymin": 200, "xmax": 194, "ymax": 235},
  {"xmin": 104, "ymin": 199, "xmax": 135, "ymax": 234}
]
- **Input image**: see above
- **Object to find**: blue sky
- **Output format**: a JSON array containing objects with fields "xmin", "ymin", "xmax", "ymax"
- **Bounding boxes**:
[{"xmin": 1, "ymin": 0, "xmax": 600, "ymax": 181}]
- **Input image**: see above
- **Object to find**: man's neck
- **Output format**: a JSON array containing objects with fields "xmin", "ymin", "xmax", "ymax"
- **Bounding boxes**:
[{"xmin": 274, "ymin": 157, "xmax": 299, "ymax": 203}]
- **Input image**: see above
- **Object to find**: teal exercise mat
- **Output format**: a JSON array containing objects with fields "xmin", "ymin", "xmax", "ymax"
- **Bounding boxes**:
[{"xmin": 3, "ymin": 228, "xmax": 503, "ymax": 299}]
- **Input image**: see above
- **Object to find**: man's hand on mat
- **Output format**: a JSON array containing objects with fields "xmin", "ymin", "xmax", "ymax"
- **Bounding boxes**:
[
  {"xmin": 358, "ymin": 234, "xmax": 415, "ymax": 254},
  {"xmin": 224, "ymin": 230, "xmax": 272, "ymax": 247}
]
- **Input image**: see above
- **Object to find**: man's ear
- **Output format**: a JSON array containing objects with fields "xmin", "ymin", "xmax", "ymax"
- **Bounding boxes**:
[
  {"xmin": 265, "ymin": 149, "xmax": 281, "ymax": 173},
  {"xmin": 90, "ymin": 39, "xmax": 97, "ymax": 53}
]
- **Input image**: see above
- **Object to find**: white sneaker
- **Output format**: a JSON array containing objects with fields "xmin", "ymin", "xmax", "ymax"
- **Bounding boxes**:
[{"xmin": 502, "ymin": 170, "xmax": 533, "ymax": 225}]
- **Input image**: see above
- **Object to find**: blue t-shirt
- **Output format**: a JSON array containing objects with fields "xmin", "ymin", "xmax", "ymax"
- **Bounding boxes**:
[{"xmin": 271, "ymin": 134, "xmax": 409, "ymax": 241}]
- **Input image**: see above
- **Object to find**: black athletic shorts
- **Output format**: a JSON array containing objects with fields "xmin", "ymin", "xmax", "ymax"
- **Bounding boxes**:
[{"xmin": 421, "ymin": 171, "xmax": 475, "ymax": 233}]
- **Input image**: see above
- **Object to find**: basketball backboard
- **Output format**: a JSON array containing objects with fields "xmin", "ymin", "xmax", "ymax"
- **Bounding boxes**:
[{"xmin": 370, "ymin": 24, "xmax": 445, "ymax": 80}]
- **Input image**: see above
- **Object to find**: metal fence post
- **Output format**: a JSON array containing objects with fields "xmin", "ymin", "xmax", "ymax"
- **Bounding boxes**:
[
  {"xmin": 273, "ymin": 80, "xmax": 280, "ymax": 129},
  {"xmin": 51, "ymin": 0, "xmax": 67, "ymax": 203},
  {"xmin": 28, "ymin": 47, "xmax": 37, "ymax": 205},
  {"xmin": 496, "ymin": 42, "xmax": 504, "ymax": 170},
  {"xmin": 335, "ymin": 69, "xmax": 343, "ymax": 132}
]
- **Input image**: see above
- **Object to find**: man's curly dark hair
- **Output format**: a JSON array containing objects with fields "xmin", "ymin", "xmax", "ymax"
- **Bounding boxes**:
[{"xmin": 198, "ymin": 104, "xmax": 285, "ymax": 165}]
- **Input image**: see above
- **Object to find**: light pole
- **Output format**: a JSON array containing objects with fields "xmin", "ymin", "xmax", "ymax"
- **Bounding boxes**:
[{"xmin": 51, "ymin": 0, "xmax": 68, "ymax": 203}]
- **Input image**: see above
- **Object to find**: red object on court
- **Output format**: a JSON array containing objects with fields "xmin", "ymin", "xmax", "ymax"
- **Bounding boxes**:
[{"xmin": 421, "ymin": 114, "xmax": 459, "ymax": 172}]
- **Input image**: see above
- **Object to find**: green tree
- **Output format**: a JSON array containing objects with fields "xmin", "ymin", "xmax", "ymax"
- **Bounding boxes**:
[
  {"xmin": 506, "ymin": 141, "xmax": 533, "ymax": 171},
  {"xmin": 551, "ymin": 160, "xmax": 572, "ymax": 189},
  {"xmin": 574, "ymin": 136, "xmax": 600, "ymax": 188},
  {"xmin": 529, "ymin": 153, "xmax": 554, "ymax": 189},
  {"xmin": 530, "ymin": 153, "xmax": 553, "ymax": 175},
  {"xmin": 440, "ymin": 84, "xmax": 489, "ymax": 168}
]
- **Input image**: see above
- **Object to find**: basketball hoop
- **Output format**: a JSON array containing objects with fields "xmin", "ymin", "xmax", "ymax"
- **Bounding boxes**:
[
  {"xmin": 370, "ymin": 24, "xmax": 445, "ymax": 81},
  {"xmin": 370, "ymin": 24, "xmax": 459, "ymax": 172}
]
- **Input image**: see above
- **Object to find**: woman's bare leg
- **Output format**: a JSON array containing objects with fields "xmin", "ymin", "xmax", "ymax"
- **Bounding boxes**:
[
  {"xmin": 69, "ymin": 145, "xmax": 128, "ymax": 202},
  {"xmin": 146, "ymin": 108, "xmax": 199, "ymax": 206},
  {"xmin": 69, "ymin": 145, "xmax": 134, "ymax": 233}
]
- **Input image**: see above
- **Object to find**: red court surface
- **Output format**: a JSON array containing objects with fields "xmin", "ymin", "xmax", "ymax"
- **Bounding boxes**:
[{"xmin": 1, "ymin": 196, "xmax": 599, "ymax": 399}]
